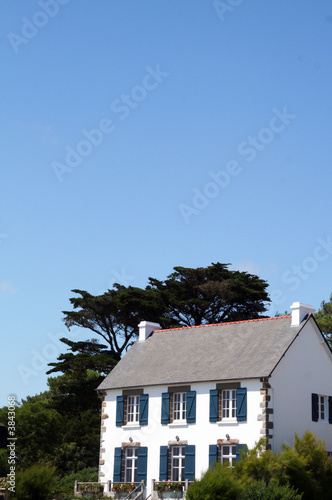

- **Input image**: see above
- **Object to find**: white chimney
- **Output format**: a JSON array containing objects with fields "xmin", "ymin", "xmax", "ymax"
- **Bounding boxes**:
[
  {"xmin": 138, "ymin": 321, "xmax": 161, "ymax": 342},
  {"xmin": 290, "ymin": 302, "xmax": 316, "ymax": 326}
]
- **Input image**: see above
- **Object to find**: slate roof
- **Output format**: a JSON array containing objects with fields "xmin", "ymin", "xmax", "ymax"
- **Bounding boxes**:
[{"xmin": 97, "ymin": 316, "xmax": 306, "ymax": 391}]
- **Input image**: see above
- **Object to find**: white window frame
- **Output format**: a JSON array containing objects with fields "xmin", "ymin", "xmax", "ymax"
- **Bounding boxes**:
[
  {"xmin": 318, "ymin": 395, "xmax": 328, "ymax": 422},
  {"xmin": 171, "ymin": 446, "xmax": 185, "ymax": 481},
  {"xmin": 124, "ymin": 447, "xmax": 138, "ymax": 483},
  {"xmin": 218, "ymin": 444, "xmax": 236, "ymax": 467},
  {"xmin": 127, "ymin": 395, "xmax": 140, "ymax": 424},
  {"xmin": 221, "ymin": 389, "xmax": 237, "ymax": 420},
  {"xmin": 173, "ymin": 392, "xmax": 187, "ymax": 422}
]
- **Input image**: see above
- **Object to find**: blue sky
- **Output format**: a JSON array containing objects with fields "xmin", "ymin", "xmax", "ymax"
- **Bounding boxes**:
[{"xmin": 1, "ymin": 0, "xmax": 332, "ymax": 408}]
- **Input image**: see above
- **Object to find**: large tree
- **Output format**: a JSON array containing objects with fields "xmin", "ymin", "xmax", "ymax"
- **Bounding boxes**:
[
  {"xmin": 62, "ymin": 285, "xmax": 164, "ymax": 360},
  {"xmin": 147, "ymin": 262, "xmax": 270, "ymax": 327},
  {"xmin": 315, "ymin": 293, "xmax": 332, "ymax": 348}
]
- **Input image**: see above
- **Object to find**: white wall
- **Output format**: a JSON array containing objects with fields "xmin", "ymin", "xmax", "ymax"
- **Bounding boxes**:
[
  {"xmin": 99, "ymin": 379, "xmax": 262, "ymax": 495},
  {"xmin": 271, "ymin": 319, "xmax": 332, "ymax": 452}
]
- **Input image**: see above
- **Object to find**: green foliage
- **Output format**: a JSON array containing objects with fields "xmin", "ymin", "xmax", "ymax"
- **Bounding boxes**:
[
  {"xmin": 0, "ymin": 449, "xmax": 9, "ymax": 476},
  {"xmin": 235, "ymin": 438, "xmax": 283, "ymax": 485},
  {"xmin": 148, "ymin": 262, "xmax": 270, "ymax": 327},
  {"xmin": 243, "ymin": 479, "xmax": 303, "ymax": 499},
  {"xmin": 62, "ymin": 285, "xmax": 164, "ymax": 359},
  {"xmin": 280, "ymin": 431, "xmax": 332, "ymax": 500},
  {"xmin": 13, "ymin": 464, "xmax": 57, "ymax": 500},
  {"xmin": 186, "ymin": 463, "xmax": 243, "ymax": 500},
  {"xmin": 13, "ymin": 396, "xmax": 63, "ymax": 470},
  {"xmin": 315, "ymin": 293, "xmax": 332, "ymax": 348},
  {"xmin": 55, "ymin": 467, "xmax": 98, "ymax": 495}
]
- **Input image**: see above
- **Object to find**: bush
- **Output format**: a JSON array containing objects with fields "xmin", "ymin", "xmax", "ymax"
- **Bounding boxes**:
[
  {"xmin": 12, "ymin": 464, "xmax": 57, "ymax": 500},
  {"xmin": 186, "ymin": 463, "xmax": 243, "ymax": 500},
  {"xmin": 55, "ymin": 466, "xmax": 98, "ymax": 497},
  {"xmin": 243, "ymin": 479, "xmax": 303, "ymax": 499},
  {"xmin": 280, "ymin": 431, "xmax": 332, "ymax": 500}
]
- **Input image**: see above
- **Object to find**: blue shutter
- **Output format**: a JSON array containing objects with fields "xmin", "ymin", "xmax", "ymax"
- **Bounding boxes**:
[
  {"xmin": 139, "ymin": 394, "xmax": 149, "ymax": 426},
  {"xmin": 236, "ymin": 388, "xmax": 247, "ymax": 421},
  {"xmin": 312, "ymin": 393, "xmax": 318, "ymax": 422},
  {"xmin": 210, "ymin": 389, "xmax": 219, "ymax": 422},
  {"xmin": 161, "ymin": 393, "xmax": 170, "ymax": 424},
  {"xmin": 159, "ymin": 446, "xmax": 168, "ymax": 480},
  {"xmin": 329, "ymin": 396, "xmax": 332, "ymax": 424},
  {"xmin": 186, "ymin": 391, "xmax": 196, "ymax": 423},
  {"xmin": 184, "ymin": 445, "xmax": 195, "ymax": 481},
  {"xmin": 209, "ymin": 444, "xmax": 218, "ymax": 468},
  {"xmin": 136, "ymin": 447, "xmax": 148, "ymax": 484},
  {"xmin": 113, "ymin": 447, "xmax": 122, "ymax": 482},
  {"xmin": 116, "ymin": 396, "xmax": 124, "ymax": 427},
  {"xmin": 236, "ymin": 444, "xmax": 247, "ymax": 462}
]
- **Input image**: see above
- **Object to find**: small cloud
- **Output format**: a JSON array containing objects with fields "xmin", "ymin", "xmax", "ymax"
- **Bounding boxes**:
[{"xmin": 0, "ymin": 282, "xmax": 16, "ymax": 294}]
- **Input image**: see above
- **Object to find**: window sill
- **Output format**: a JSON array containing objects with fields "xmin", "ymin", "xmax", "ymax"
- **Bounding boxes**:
[
  {"xmin": 216, "ymin": 420, "xmax": 238, "ymax": 425},
  {"xmin": 122, "ymin": 423, "xmax": 141, "ymax": 429},
  {"xmin": 168, "ymin": 421, "xmax": 188, "ymax": 428}
]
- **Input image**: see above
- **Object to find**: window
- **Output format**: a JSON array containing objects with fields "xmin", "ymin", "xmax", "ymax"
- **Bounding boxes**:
[
  {"xmin": 171, "ymin": 446, "xmax": 185, "ymax": 481},
  {"xmin": 221, "ymin": 390, "xmax": 237, "ymax": 420},
  {"xmin": 161, "ymin": 389, "xmax": 196, "ymax": 424},
  {"xmin": 312, "ymin": 393, "xmax": 332, "ymax": 424},
  {"xmin": 127, "ymin": 395, "xmax": 140, "ymax": 424},
  {"xmin": 123, "ymin": 447, "xmax": 138, "ymax": 482},
  {"xmin": 210, "ymin": 386, "xmax": 247, "ymax": 423},
  {"xmin": 209, "ymin": 443, "xmax": 247, "ymax": 467},
  {"xmin": 159, "ymin": 445, "xmax": 195, "ymax": 482},
  {"xmin": 116, "ymin": 393, "xmax": 149, "ymax": 427},
  {"xmin": 218, "ymin": 445, "xmax": 236, "ymax": 467},
  {"xmin": 114, "ymin": 447, "xmax": 148, "ymax": 484},
  {"xmin": 318, "ymin": 395, "xmax": 328, "ymax": 422},
  {"xmin": 173, "ymin": 393, "xmax": 187, "ymax": 421}
]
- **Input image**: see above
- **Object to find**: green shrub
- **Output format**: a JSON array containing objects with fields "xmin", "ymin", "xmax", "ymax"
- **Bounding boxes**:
[
  {"xmin": 280, "ymin": 431, "xmax": 332, "ymax": 500},
  {"xmin": 12, "ymin": 464, "xmax": 57, "ymax": 500},
  {"xmin": 186, "ymin": 463, "xmax": 243, "ymax": 500},
  {"xmin": 54, "ymin": 466, "xmax": 99, "ymax": 498},
  {"xmin": 243, "ymin": 479, "xmax": 303, "ymax": 499}
]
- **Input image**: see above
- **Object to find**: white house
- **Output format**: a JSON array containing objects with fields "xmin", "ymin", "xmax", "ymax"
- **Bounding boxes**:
[{"xmin": 97, "ymin": 302, "xmax": 332, "ymax": 498}]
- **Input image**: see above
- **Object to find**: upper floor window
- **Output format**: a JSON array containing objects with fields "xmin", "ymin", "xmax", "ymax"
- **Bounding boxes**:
[
  {"xmin": 319, "ymin": 395, "xmax": 328, "ymax": 422},
  {"xmin": 116, "ymin": 391, "xmax": 149, "ymax": 427},
  {"xmin": 173, "ymin": 393, "xmax": 187, "ymax": 421},
  {"xmin": 127, "ymin": 395, "xmax": 140, "ymax": 424},
  {"xmin": 161, "ymin": 387, "xmax": 196, "ymax": 425},
  {"xmin": 221, "ymin": 389, "xmax": 237, "ymax": 420},
  {"xmin": 312, "ymin": 393, "xmax": 332, "ymax": 424},
  {"xmin": 210, "ymin": 384, "xmax": 247, "ymax": 423}
]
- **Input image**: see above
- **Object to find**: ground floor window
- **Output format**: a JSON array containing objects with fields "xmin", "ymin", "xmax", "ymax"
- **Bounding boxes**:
[
  {"xmin": 170, "ymin": 446, "xmax": 185, "ymax": 481},
  {"xmin": 122, "ymin": 447, "xmax": 138, "ymax": 482},
  {"xmin": 218, "ymin": 445, "xmax": 236, "ymax": 467}
]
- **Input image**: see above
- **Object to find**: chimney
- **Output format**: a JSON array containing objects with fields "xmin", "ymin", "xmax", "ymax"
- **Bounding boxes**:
[
  {"xmin": 138, "ymin": 321, "xmax": 161, "ymax": 342},
  {"xmin": 290, "ymin": 302, "xmax": 315, "ymax": 326}
]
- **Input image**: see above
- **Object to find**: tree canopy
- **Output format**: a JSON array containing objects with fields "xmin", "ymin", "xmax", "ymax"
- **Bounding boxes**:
[
  {"xmin": 147, "ymin": 262, "xmax": 270, "ymax": 327},
  {"xmin": 60, "ymin": 263, "xmax": 270, "ymax": 363},
  {"xmin": 315, "ymin": 293, "xmax": 332, "ymax": 348}
]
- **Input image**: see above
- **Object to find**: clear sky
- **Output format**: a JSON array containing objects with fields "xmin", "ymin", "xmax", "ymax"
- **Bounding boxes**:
[{"xmin": 1, "ymin": 0, "xmax": 332, "ymax": 408}]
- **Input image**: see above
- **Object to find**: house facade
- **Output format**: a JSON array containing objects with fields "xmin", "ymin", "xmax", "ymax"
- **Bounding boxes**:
[{"xmin": 97, "ymin": 302, "xmax": 332, "ymax": 498}]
